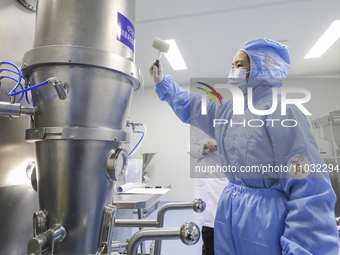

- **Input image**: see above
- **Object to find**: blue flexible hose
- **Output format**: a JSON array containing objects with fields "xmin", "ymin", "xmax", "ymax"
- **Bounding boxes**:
[
  {"xmin": 1, "ymin": 62, "xmax": 22, "ymax": 94},
  {"xmin": 1, "ymin": 76, "xmax": 24, "ymax": 103},
  {"xmin": 1, "ymin": 75, "xmax": 22, "ymax": 84},
  {"xmin": 1, "ymin": 67, "xmax": 30, "ymax": 103},
  {"xmin": 128, "ymin": 131, "xmax": 145, "ymax": 157},
  {"xmin": 25, "ymin": 91, "xmax": 32, "ymax": 104},
  {"xmin": 17, "ymin": 92, "xmax": 24, "ymax": 103},
  {"xmin": 0, "ymin": 69, "xmax": 25, "ymax": 79},
  {"xmin": 8, "ymin": 80, "xmax": 49, "ymax": 96}
]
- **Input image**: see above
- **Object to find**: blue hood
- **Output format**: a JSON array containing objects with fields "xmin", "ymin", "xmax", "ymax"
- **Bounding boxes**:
[{"xmin": 238, "ymin": 38, "xmax": 290, "ymax": 88}]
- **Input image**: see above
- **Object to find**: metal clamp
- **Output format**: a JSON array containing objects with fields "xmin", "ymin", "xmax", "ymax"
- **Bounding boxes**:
[
  {"xmin": 27, "ymin": 224, "xmax": 66, "ymax": 255},
  {"xmin": 110, "ymin": 241, "xmax": 128, "ymax": 253},
  {"xmin": 126, "ymin": 120, "xmax": 143, "ymax": 131},
  {"xmin": 25, "ymin": 127, "xmax": 130, "ymax": 142},
  {"xmin": 106, "ymin": 148, "xmax": 128, "ymax": 182},
  {"xmin": 96, "ymin": 205, "xmax": 117, "ymax": 255},
  {"xmin": 33, "ymin": 211, "xmax": 47, "ymax": 237},
  {"xmin": 47, "ymin": 77, "xmax": 68, "ymax": 100},
  {"xmin": 21, "ymin": 45, "xmax": 141, "ymax": 90}
]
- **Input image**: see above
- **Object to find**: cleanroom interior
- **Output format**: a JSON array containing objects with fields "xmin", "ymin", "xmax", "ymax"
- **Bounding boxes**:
[{"xmin": 1, "ymin": 0, "xmax": 340, "ymax": 254}]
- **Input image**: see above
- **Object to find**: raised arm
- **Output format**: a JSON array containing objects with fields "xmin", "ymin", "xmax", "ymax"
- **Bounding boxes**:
[{"xmin": 150, "ymin": 61, "xmax": 217, "ymax": 139}]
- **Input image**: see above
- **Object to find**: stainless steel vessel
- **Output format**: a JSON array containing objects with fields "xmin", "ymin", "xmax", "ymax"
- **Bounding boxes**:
[{"xmin": 21, "ymin": 0, "xmax": 141, "ymax": 254}]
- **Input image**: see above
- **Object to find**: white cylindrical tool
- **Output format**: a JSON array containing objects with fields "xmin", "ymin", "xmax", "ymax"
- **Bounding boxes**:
[{"xmin": 152, "ymin": 37, "xmax": 170, "ymax": 67}]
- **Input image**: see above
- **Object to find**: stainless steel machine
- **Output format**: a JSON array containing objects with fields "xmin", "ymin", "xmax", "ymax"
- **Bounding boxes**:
[
  {"xmin": 22, "ymin": 1, "xmax": 141, "ymax": 254},
  {"xmin": 0, "ymin": 1, "xmax": 202, "ymax": 254}
]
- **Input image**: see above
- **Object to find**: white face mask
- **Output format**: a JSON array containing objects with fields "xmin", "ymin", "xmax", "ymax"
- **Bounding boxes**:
[
  {"xmin": 228, "ymin": 69, "xmax": 248, "ymax": 87},
  {"xmin": 228, "ymin": 69, "xmax": 249, "ymax": 94}
]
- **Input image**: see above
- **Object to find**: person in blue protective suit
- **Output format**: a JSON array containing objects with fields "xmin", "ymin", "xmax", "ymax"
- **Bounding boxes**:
[{"xmin": 149, "ymin": 38, "xmax": 339, "ymax": 255}]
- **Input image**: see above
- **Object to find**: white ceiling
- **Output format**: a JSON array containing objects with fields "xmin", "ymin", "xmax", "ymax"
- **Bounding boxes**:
[{"xmin": 134, "ymin": 0, "xmax": 340, "ymax": 87}]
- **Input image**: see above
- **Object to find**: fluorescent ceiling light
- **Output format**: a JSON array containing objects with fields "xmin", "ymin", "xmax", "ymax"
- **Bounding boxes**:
[
  {"xmin": 304, "ymin": 20, "xmax": 340, "ymax": 59},
  {"xmin": 164, "ymin": 39, "xmax": 187, "ymax": 70}
]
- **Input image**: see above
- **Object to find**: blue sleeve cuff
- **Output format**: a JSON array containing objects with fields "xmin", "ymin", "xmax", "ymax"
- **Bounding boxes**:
[{"xmin": 154, "ymin": 75, "xmax": 173, "ymax": 101}]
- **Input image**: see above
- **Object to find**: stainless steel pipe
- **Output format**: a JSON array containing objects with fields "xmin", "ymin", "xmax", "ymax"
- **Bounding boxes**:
[
  {"xmin": 0, "ymin": 102, "xmax": 35, "ymax": 116},
  {"xmin": 154, "ymin": 199, "xmax": 205, "ymax": 255},
  {"xmin": 126, "ymin": 222, "xmax": 200, "ymax": 255},
  {"xmin": 114, "ymin": 219, "xmax": 159, "ymax": 228},
  {"xmin": 127, "ymin": 228, "xmax": 181, "ymax": 255}
]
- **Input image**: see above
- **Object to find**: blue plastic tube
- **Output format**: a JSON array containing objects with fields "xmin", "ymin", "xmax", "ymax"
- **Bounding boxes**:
[
  {"xmin": 8, "ymin": 80, "xmax": 49, "ymax": 96},
  {"xmin": 1, "ymin": 76, "xmax": 24, "ymax": 103},
  {"xmin": 0, "ymin": 69, "xmax": 25, "ymax": 79},
  {"xmin": 128, "ymin": 131, "xmax": 145, "ymax": 157},
  {"xmin": 1, "ymin": 62, "xmax": 22, "ymax": 95}
]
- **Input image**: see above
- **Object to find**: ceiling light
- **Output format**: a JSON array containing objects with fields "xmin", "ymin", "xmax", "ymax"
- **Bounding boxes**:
[
  {"xmin": 304, "ymin": 20, "xmax": 340, "ymax": 59},
  {"xmin": 164, "ymin": 40, "xmax": 187, "ymax": 70}
]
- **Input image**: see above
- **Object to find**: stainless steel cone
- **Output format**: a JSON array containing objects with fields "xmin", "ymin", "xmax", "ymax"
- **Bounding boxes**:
[{"xmin": 142, "ymin": 153, "xmax": 157, "ymax": 171}]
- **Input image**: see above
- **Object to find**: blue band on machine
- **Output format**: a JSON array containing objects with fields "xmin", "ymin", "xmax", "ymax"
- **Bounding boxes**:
[{"xmin": 117, "ymin": 12, "xmax": 135, "ymax": 52}]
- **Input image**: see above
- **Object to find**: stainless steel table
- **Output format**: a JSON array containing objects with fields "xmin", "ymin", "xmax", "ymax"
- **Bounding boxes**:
[{"xmin": 114, "ymin": 193, "xmax": 163, "ymax": 210}]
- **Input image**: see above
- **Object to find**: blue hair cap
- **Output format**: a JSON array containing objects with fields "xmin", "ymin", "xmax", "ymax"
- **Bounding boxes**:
[{"xmin": 238, "ymin": 38, "xmax": 290, "ymax": 87}]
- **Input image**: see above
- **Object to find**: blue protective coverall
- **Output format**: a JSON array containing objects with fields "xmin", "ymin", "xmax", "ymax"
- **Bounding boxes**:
[{"xmin": 154, "ymin": 38, "xmax": 339, "ymax": 254}]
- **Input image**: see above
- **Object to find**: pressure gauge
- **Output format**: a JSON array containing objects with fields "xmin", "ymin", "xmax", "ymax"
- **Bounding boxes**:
[{"xmin": 107, "ymin": 148, "xmax": 128, "ymax": 181}]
